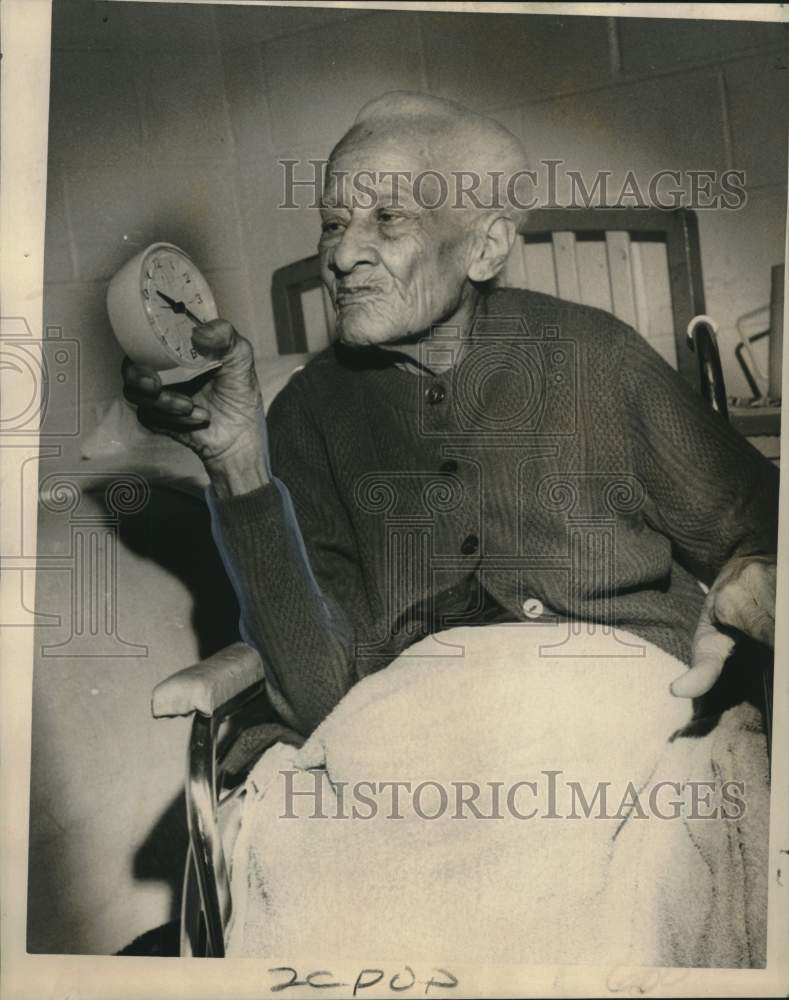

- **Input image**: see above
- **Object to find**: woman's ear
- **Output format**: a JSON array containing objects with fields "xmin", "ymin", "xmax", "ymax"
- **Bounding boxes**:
[{"xmin": 467, "ymin": 215, "xmax": 517, "ymax": 283}]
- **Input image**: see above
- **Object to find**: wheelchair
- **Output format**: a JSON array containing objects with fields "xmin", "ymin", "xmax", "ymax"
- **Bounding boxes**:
[{"xmin": 149, "ymin": 211, "xmax": 772, "ymax": 957}]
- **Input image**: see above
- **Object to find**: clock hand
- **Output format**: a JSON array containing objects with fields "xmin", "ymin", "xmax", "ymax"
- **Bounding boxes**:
[
  {"xmin": 182, "ymin": 303, "xmax": 209, "ymax": 326},
  {"xmin": 156, "ymin": 289, "xmax": 206, "ymax": 327},
  {"xmin": 156, "ymin": 290, "xmax": 178, "ymax": 308}
]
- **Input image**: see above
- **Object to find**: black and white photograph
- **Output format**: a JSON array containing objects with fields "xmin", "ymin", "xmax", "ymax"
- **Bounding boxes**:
[{"xmin": 1, "ymin": 1, "xmax": 789, "ymax": 996}]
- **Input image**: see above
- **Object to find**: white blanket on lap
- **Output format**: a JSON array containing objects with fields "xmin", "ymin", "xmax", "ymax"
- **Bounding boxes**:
[{"xmin": 226, "ymin": 624, "xmax": 768, "ymax": 967}]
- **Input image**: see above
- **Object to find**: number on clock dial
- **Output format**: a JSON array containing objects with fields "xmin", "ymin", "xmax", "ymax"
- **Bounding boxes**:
[{"xmin": 142, "ymin": 250, "xmax": 213, "ymax": 361}]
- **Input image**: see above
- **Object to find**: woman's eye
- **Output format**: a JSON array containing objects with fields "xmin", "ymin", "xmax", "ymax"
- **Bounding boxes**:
[{"xmin": 376, "ymin": 208, "xmax": 404, "ymax": 225}]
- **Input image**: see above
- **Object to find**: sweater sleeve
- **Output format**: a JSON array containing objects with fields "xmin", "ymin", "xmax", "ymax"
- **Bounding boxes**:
[
  {"xmin": 205, "ymin": 376, "xmax": 367, "ymax": 734},
  {"xmin": 619, "ymin": 327, "xmax": 779, "ymax": 586}
]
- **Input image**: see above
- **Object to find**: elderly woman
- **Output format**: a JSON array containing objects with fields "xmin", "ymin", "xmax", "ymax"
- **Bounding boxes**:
[{"xmin": 123, "ymin": 93, "xmax": 777, "ymax": 736}]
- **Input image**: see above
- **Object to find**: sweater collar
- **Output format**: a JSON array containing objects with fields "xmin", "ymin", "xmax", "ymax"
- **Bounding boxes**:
[{"xmin": 345, "ymin": 288, "xmax": 528, "ymax": 411}]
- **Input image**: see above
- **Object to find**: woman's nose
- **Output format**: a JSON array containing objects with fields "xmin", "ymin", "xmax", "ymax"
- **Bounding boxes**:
[{"xmin": 330, "ymin": 218, "xmax": 380, "ymax": 275}]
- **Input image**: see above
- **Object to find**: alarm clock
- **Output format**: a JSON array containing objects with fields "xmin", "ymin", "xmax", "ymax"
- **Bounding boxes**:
[{"xmin": 107, "ymin": 242, "xmax": 222, "ymax": 384}]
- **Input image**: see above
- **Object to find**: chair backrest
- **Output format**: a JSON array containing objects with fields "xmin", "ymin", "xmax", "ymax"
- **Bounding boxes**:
[
  {"xmin": 270, "ymin": 208, "xmax": 706, "ymax": 391},
  {"xmin": 510, "ymin": 208, "xmax": 705, "ymax": 389},
  {"xmin": 271, "ymin": 254, "xmax": 332, "ymax": 355}
]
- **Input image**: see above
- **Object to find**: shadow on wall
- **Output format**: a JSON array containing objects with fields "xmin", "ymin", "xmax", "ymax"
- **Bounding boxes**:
[
  {"xmin": 27, "ymin": 486, "xmax": 241, "ymax": 954},
  {"xmin": 130, "ymin": 792, "xmax": 188, "ymax": 929},
  {"xmin": 116, "ymin": 490, "xmax": 241, "ymax": 662}
]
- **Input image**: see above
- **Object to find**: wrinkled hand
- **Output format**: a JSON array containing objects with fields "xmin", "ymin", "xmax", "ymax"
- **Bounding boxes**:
[
  {"xmin": 671, "ymin": 554, "xmax": 776, "ymax": 698},
  {"xmin": 122, "ymin": 320, "xmax": 268, "ymax": 493}
]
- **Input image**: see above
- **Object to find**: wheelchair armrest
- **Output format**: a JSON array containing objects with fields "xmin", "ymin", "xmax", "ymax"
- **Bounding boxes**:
[{"xmin": 151, "ymin": 641, "xmax": 266, "ymax": 719}]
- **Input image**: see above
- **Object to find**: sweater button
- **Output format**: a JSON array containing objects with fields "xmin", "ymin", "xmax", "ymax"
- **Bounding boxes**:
[
  {"xmin": 439, "ymin": 459, "xmax": 458, "ymax": 474},
  {"xmin": 426, "ymin": 384, "xmax": 446, "ymax": 404},
  {"xmin": 522, "ymin": 597, "xmax": 544, "ymax": 619},
  {"xmin": 460, "ymin": 534, "xmax": 479, "ymax": 555}
]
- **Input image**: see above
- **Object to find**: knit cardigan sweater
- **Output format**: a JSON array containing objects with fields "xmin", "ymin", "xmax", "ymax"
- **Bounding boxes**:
[{"xmin": 208, "ymin": 288, "xmax": 779, "ymax": 733}]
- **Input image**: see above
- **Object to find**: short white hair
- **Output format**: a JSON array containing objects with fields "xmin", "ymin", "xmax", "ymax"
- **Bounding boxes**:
[{"xmin": 330, "ymin": 91, "xmax": 531, "ymax": 226}]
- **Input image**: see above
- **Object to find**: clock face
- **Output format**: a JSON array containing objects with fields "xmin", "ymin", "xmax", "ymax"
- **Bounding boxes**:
[{"xmin": 140, "ymin": 245, "xmax": 217, "ymax": 366}]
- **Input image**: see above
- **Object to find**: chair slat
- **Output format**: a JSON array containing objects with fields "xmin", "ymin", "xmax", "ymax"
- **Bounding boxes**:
[
  {"xmin": 605, "ymin": 232, "xmax": 637, "ymax": 328},
  {"xmin": 523, "ymin": 240, "xmax": 558, "ymax": 297},
  {"xmin": 576, "ymin": 239, "xmax": 613, "ymax": 314},
  {"xmin": 551, "ymin": 232, "xmax": 581, "ymax": 303},
  {"xmin": 630, "ymin": 240, "xmax": 651, "ymax": 339},
  {"xmin": 503, "ymin": 240, "xmax": 529, "ymax": 289}
]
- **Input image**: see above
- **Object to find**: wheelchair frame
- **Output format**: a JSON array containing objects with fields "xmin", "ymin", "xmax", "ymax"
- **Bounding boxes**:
[{"xmin": 152, "ymin": 642, "xmax": 290, "ymax": 957}]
